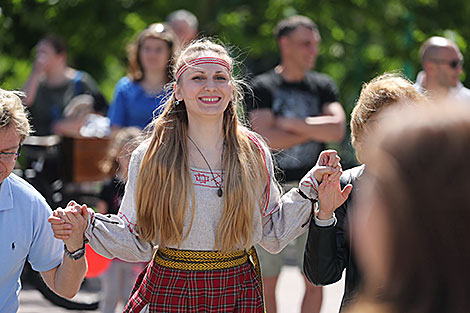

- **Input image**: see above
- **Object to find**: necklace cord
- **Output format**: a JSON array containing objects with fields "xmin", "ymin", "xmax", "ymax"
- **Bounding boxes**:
[{"xmin": 188, "ymin": 136, "xmax": 224, "ymax": 197}]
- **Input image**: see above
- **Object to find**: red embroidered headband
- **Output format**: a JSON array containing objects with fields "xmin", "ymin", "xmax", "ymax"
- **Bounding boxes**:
[{"xmin": 175, "ymin": 57, "xmax": 231, "ymax": 81}]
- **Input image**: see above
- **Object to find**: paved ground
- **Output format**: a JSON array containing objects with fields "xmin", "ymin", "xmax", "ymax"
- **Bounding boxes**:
[{"xmin": 19, "ymin": 266, "xmax": 345, "ymax": 313}]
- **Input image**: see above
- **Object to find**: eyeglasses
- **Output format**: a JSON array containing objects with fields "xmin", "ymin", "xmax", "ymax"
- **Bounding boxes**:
[
  {"xmin": 0, "ymin": 145, "xmax": 22, "ymax": 162},
  {"xmin": 431, "ymin": 58, "xmax": 464, "ymax": 69}
]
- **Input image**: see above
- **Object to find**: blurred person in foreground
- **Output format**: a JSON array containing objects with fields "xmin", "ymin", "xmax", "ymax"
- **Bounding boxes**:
[
  {"xmin": 303, "ymin": 73, "xmax": 426, "ymax": 312},
  {"xmin": 107, "ymin": 23, "xmax": 178, "ymax": 132},
  {"xmin": 246, "ymin": 15, "xmax": 346, "ymax": 313},
  {"xmin": 22, "ymin": 35, "xmax": 104, "ymax": 136},
  {"xmin": 0, "ymin": 88, "xmax": 86, "ymax": 313},
  {"xmin": 167, "ymin": 9, "xmax": 199, "ymax": 47},
  {"xmin": 347, "ymin": 102, "xmax": 470, "ymax": 313},
  {"xmin": 414, "ymin": 36, "xmax": 470, "ymax": 102}
]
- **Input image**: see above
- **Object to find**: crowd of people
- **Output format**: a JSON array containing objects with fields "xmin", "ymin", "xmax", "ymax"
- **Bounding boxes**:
[{"xmin": 0, "ymin": 9, "xmax": 469, "ymax": 313}]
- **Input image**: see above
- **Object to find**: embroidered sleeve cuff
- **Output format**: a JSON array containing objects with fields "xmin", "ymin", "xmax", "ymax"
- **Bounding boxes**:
[
  {"xmin": 299, "ymin": 168, "xmax": 319, "ymax": 199},
  {"xmin": 314, "ymin": 213, "xmax": 336, "ymax": 227},
  {"xmin": 85, "ymin": 209, "xmax": 95, "ymax": 240}
]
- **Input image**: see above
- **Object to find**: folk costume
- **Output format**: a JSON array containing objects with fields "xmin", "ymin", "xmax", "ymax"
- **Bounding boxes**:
[
  {"xmin": 82, "ymin": 133, "xmax": 320, "ymax": 312},
  {"xmin": 82, "ymin": 57, "xmax": 321, "ymax": 313}
]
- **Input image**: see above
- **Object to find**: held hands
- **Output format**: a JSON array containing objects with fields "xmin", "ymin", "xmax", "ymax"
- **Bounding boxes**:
[
  {"xmin": 48, "ymin": 201, "xmax": 89, "ymax": 251},
  {"xmin": 312, "ymin": 149, "xmax": 342, "ymax": 183},
  {"xmin": 300, "ymin": 150, "xmax": 343, "ymax": 200},
  {"xmin": 315, "ymin": 150, "xmax": 352, "ymax": 220}
]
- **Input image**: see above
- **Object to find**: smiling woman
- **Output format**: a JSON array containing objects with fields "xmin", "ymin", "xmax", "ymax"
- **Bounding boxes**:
[
  {"xmin": 174, "ymin": 56, "xmax": 234, "ymax": 119},
  {"xmin": 49, "ymin": 39, "xmax": 346, "ymax": 313}
]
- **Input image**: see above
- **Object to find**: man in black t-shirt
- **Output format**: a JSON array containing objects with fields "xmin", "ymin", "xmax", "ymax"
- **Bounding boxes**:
[{"xmin": 246, "ymin": 16, "xmax": 346, "ymax": 313}]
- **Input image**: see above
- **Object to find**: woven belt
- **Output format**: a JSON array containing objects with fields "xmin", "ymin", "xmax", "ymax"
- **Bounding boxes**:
[{"xmin": 154, "ymin": 246, "xmax": 264, "ymax": 299}]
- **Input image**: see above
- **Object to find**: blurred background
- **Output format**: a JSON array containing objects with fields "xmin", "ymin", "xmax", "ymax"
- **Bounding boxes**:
[{"xmin": 1, "ymin": 0, "xmax": 469, "ymax": 166}]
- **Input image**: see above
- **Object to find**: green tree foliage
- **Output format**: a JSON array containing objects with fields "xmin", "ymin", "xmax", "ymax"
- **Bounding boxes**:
[{"xmin": 1, "ymin": 0, "xmax": 469, "ymax": 165}]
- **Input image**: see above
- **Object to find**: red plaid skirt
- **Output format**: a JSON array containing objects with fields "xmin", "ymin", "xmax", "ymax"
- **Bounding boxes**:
[{"xmin": 123, "ymin": 258, "xmax": 264, "ymax": 312}]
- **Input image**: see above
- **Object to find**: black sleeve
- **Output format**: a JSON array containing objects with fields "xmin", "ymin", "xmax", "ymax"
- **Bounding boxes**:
[
  {"xmin": 244, "ymin": 77, "xmax": 274, "ymax": 112},
  {"xmin": 322, "ymin": 77, "xmax": 339, "ymax": 104},
  {"xmin": 303, "ymin": 197, "xmax": 350, "ymax": 286},
  {"xmin": 312, "ymin": 73, "xmax": 339, "ymax": 109}
]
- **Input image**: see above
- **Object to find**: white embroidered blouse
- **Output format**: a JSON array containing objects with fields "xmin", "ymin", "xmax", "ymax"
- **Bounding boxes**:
[{"xmin": 84, "ymin": 131, "xmax": 320, "ymax": 262}]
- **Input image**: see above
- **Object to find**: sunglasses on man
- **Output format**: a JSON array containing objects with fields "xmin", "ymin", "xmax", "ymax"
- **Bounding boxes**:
[{"xmin": 431, "ymin": 58, "xmax": 464, "ymax": 69}]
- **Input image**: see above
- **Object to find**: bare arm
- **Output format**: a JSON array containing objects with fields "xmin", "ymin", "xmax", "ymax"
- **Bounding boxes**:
[
  {"xmin": 276, "ymin": 101, "xmax": 346, "ymax": 143},
  {"xmin": 42, "ymin": 205, "xmax": 88, "ymax": 298},
  {"xmin": 40, "ymin": 253, "xmax": 87, "ymax": 299},
  {"xmin": 249, "ymin": 108, "xmax": 310, "ymax": 149}
]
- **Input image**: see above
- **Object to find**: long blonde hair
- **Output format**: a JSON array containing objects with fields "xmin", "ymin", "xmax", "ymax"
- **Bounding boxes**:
[{"xmin": 136, "ymin": 39, "xmax": 269, "ymax": 251}]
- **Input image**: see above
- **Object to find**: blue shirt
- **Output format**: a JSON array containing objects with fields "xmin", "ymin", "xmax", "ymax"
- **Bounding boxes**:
[
  {"xmin": 0, "ymin": 174, "xmax": 63, "ymax": 313},
  {"xmin": 108, "ymin": 76, "xmax": 167, "ymax": 129}
]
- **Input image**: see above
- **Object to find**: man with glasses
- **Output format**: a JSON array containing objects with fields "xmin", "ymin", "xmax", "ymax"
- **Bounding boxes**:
[
  {"xmin": 415, "ymin": 36, "xmax": 470, "ymax": 102},
  {"xmin": 0, "ymin": 88, "xmax": 86, "ymax": 313},
  {"xmin": 246, "ymin": 15, "xmax": 346, "ymax": 313}
]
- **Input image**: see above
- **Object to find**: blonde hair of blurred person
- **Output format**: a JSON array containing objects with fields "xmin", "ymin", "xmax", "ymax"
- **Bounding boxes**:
[
  {"xmin": 351, "ymin": 73, "xmax": 427, "ymax": 162},
  {"xmin": 351, "ymin": 103, "xmax": 470, "ymax": 313},
  {"xmin": 303, "ymin": 73, "xmax": 426, "ymax": 312}
]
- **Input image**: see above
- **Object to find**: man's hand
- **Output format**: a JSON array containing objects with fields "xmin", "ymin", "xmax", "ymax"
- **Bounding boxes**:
[
  {"xmin": 317, "ymin": 176, "xmax": 352, "ymax": 220},
  {"xmin": 48, "ymin": 201, "xmax": 89, "ymax": 251}
]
